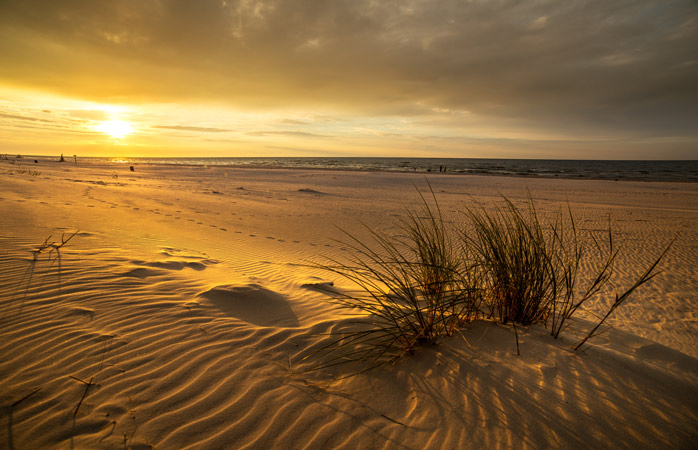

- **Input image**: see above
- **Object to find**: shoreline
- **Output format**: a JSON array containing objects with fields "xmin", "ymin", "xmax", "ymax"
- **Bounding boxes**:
[{"xmin": 4, "ymin": 156, "xmax": 698, "ymax": 183}]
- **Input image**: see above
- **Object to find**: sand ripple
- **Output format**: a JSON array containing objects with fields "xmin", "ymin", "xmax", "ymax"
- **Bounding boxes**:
[{"xmin": 1, "ymin": 165, "xmax": 697, "ymax": 449}]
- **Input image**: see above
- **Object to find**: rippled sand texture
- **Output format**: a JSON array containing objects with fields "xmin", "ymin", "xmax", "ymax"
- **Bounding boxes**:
[{"xmin": 1, "ymin": 159, "xmax": 697, "ymax": 449}]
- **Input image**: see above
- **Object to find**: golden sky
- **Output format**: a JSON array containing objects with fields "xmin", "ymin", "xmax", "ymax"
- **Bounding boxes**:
[{"xmin": 1, "ymin": 0, "xmax": 697, "ymax": 159}]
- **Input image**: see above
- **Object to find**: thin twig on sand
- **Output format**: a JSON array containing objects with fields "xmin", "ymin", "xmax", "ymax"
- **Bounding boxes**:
[
  {"xmin": 11, "ymin": 387, "xmax": 42, "ymax": 408},
  {"xmin": 73, "ymin": 376, "xmax": 94, "ymax": 418}
]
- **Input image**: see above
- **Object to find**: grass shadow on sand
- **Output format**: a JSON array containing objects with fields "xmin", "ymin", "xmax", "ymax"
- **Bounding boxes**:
[{"xmin": 327, "ymin": 320, "xmax": 698, "ymax": 448}]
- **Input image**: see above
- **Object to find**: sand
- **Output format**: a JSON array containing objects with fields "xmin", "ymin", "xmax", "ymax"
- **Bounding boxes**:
[{"xmin": 1, "ymin": 158, "xmax": 696, "ymax": 449}]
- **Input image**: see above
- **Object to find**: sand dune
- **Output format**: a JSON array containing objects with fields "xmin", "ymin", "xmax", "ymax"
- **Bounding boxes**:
[{"xmin": 1, "ymin": 159, "xmax": 696, "ymax": 449}]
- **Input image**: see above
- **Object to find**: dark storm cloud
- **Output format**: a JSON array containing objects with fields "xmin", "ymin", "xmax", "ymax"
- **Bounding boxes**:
[{"xmin": 1, "ymin": 0, "xmax": 697, "ymax": 138}]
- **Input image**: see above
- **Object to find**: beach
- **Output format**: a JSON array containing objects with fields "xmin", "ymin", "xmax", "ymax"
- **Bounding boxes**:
[{"xmin": 1, "ymin": 159, "xmax": 697, "ymax": 449}]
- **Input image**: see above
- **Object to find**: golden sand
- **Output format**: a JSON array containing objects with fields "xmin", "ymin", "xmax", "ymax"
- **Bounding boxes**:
[{"xmin": 1, "ymin": 159, "xmax": 696, "ymax": 449}]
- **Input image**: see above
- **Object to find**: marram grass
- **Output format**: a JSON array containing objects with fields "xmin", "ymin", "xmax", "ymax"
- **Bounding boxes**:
[
  {"xmin": 311, "ymin": 187, "xmax": 481, "ymax": 374},
  {"xmin": 312, "ymin": 188, "xmax": 671, "ymax": 373}
]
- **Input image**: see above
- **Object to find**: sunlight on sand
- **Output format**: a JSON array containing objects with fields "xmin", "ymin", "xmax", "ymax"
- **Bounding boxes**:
[{"xmin": 0, "ymin": 160, "xmax": 696, "ymax": 449}]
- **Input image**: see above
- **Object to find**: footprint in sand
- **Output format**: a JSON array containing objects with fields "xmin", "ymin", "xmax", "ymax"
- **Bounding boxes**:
[
  {"xmin": 122, "ymin": 267, "xmax": 168, "ymax": 279},
  {"xmin": 66, "ymin": 306, "xmax": 96, "ymax": 320},
  {"xmin": 301, "ymin": 281, "xmax": 338, "ymax": 294},
  {"xmin": 539, "ymin": 365, "xmax": 559, "ymax": 384},
  {"xmin": 145, "ymin": 260, "xmax": 208, "ymax": 271},
  {"xmin": 122, "ymin": 259, "xmax": 214, "ymax": 279}
]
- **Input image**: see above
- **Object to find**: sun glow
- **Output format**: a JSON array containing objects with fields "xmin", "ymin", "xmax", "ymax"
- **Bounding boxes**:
[{"xmin": 94, "ymin": 119, "xmax": 134, "ymax": 139}]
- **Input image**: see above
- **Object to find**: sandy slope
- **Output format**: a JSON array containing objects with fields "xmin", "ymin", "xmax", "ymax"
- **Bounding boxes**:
[{"xmin": 0, "ymin": 159, "xmax": 696, "ymax": 449}]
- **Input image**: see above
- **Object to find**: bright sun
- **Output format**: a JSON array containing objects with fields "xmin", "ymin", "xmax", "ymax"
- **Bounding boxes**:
[{"xmin": 94, "ymin": 120, "xmax": 134, "ymax": 139}]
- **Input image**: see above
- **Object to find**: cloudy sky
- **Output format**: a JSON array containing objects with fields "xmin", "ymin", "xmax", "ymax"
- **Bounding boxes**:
[{"xmin": 1, "ymin": 0, "xmax": 696, "ymax": 159}]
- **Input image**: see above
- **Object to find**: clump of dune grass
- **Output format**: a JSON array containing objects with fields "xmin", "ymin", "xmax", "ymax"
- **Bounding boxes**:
[
  {"xmin": 462, "ymin": 195, "xmax": 672, "ymax": 344},
  {"xmin": 313, "ymin": 188, "xmax": 670, "ymax": 374},
  {"xmin": 462, "ymin": 195, "xmax": 557, "ymax": 325},
  {"xmin": 312, "ymin": 187, "xmax": 480, "ymax": 373}
]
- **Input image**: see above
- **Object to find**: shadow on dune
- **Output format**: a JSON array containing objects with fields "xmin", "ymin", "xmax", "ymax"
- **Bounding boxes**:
[
  {"xmin": 199, "ymin": 284, "xmax": 299, "ymax": 327},
  {"xmin": 295, "ymin": 319, "xmax": 697, "ymax": 448},
  {"xmin": 395, "ymin": 322, "xmax": 698, "ymax": 449}
]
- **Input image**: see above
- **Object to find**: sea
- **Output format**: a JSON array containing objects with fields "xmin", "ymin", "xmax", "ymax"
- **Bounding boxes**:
[{"xmin": 26, "ymin": 156, "xmax": 698, "ymax": 182}]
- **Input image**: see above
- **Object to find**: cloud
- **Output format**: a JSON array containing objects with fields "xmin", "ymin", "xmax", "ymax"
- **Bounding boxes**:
[
  {"xmin": 152, "ymin": 125, "xmax": 232, "ymax": 133},
  {"xmin": 0, "ymin": 112, "xmax": 55, "ymax": 123},
  {"xmin": 68, "ymin": 110, "xmax": 109, "ymax": 121},
  {"xmin": 280, "ymin": 119, "xmax": 309, "ymax": 125},
  {"xmin": 246, "ymin": 130, "xmax": 331, "ymax": 138},
  {"xmin": 0, "ymin": 0, "xmax": 696, "ymax": 144}
]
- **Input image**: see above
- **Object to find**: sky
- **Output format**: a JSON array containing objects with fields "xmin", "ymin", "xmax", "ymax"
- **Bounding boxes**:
[{"xmin": 1, "ymin": 0, "xmax": 697, "ymax": 159}]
